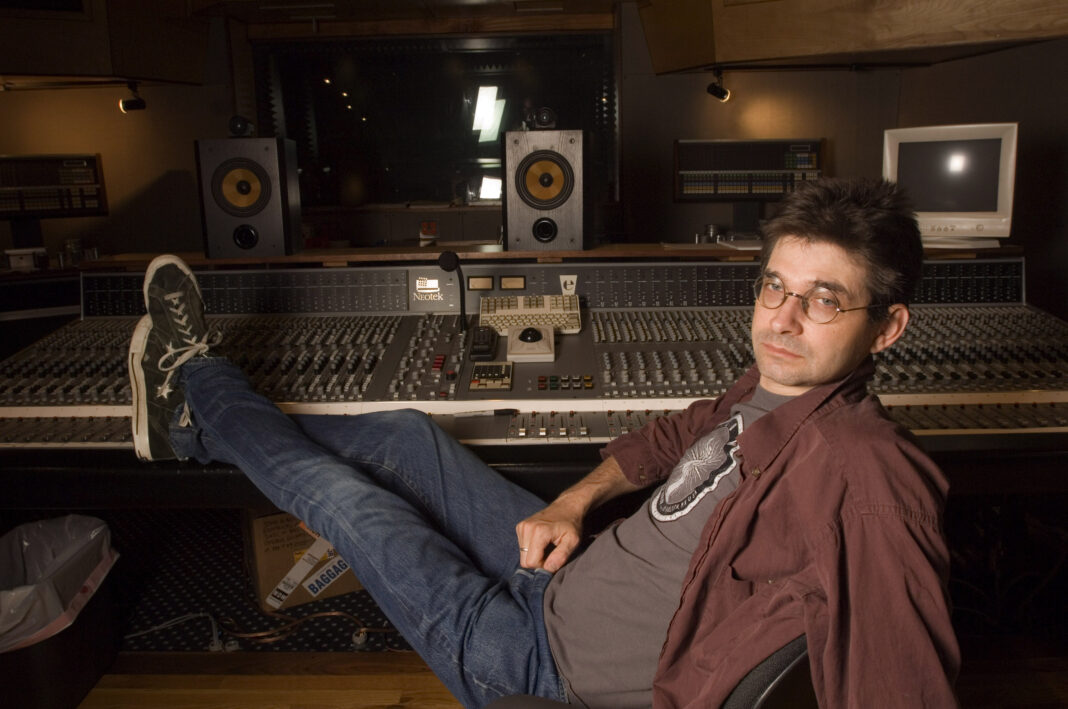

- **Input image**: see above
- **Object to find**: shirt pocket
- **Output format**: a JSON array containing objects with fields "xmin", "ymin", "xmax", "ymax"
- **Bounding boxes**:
[{"xmin": 708, "ymin": 561, "xmax": 756, "ymax": 605}]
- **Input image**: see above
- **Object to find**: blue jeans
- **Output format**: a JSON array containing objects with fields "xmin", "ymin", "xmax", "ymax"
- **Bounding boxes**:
[{"xmin": 171, "ymin": 358, "xmax": 568, "ymax": 708}]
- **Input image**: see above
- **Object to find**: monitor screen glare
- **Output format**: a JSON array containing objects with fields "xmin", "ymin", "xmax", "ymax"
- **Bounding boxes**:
[{"xmin": 898, "ymin": 138, "xmax": 1001, "ymax": 213}]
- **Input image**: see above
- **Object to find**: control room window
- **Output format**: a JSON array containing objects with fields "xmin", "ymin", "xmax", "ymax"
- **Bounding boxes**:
[{"xmin": 252, "ymin": 34, "xmax": 617, "ymax": 211}]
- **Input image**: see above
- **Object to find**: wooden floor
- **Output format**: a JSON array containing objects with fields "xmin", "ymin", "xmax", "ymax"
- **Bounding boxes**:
[
  {"xmin": 80, "ymin": 652, "xmax": 463, "ymax": 709},
  {"xmin": 78, "ymin": 642, "xmax": 1068, "ymax": 709}
]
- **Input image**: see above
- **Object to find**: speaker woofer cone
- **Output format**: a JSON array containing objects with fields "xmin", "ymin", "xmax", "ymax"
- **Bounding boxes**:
[
  {"xmin": 515, "ymin": 150, "xmax": 574, "ymax": 209},
  {"xmin": 212, "ymin": 158, "xmax": 272, "ymax": 217}
]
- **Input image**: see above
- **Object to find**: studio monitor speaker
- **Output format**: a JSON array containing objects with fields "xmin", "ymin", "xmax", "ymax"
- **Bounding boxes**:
[
  {"xmin": 196, "ymin": 138, "xmax": 301, "ymax": 258},
  {"xmin": 504, "ymin": 130, "xmax": 586, "ymax": 251}
]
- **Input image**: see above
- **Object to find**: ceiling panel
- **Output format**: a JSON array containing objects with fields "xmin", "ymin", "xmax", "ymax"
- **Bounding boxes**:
[{"xmin": 192, "ymin": 0, "xmax": 619, "ymax": 24}]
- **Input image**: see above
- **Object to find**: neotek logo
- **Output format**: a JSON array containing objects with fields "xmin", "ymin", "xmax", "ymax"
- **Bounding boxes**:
[{"xmin": 414, "ymin": 276, "xmax": 445, "ymax": 301}]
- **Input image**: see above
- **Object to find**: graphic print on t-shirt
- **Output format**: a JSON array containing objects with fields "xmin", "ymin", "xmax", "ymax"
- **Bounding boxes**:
[{"xmin": 651, "ymin": 413, "xmax": 742, "ymax": 522}]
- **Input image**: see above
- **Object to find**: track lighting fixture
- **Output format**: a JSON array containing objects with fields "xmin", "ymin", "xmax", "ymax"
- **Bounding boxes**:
[
  {"xmin": 119, "ymin": 81, "xmax": 146, "ymax": 113},
  {"xmin": 706, "ymin": 68, "xmax": 730, "ymax": 103}
]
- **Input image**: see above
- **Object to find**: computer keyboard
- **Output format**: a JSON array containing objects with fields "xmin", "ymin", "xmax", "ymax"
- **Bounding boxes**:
[{"xmin": 479, "ymin": 294, "xmax": 582, "ymax": 335}]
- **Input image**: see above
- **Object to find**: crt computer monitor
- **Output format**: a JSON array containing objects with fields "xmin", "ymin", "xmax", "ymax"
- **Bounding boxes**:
[{"xmin": 882, "ymin": 122, "xmax": 1018, "ymax": 242}]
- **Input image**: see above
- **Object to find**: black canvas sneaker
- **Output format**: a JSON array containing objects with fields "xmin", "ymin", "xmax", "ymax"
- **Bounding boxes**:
[
  {"xmin": 129, "ymin": 315, "xmax": 182, "ymax": 460},
  {"xmin": 129, "ymin": 255, "xmax": 214, "ymax": 460}
]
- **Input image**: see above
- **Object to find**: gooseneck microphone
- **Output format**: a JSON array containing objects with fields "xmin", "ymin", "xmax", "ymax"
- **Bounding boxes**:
[{"xmin": 437, "ymin": 250, "xmax": 467, "ymax": 332}]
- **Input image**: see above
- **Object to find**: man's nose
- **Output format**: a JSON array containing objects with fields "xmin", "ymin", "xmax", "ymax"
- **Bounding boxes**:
[{"xmin": 771, "ymin": 293, "xmax": 806, "ymax": 331}]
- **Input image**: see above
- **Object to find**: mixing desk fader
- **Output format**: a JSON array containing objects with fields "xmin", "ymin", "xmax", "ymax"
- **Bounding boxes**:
[{"xmin": 1, "ymin": 258, "xmax": 1066, "ymax": 454}]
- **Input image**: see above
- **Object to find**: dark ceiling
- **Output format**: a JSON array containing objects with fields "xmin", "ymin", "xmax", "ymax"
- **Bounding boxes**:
[{"xmin": 192, "ymin": 0, "xmax": 619, "ymax": 24}]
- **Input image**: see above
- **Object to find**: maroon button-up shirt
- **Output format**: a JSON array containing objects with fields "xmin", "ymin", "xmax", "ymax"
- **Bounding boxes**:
[{"xmin": 601, "ymin": 360, "xmax": 960, "ymax": 707}]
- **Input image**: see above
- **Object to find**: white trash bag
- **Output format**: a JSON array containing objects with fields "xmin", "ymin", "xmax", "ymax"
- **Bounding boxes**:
[{"xmin": 0, "ymin": 515, "xmax": 119, "ymax": 654}]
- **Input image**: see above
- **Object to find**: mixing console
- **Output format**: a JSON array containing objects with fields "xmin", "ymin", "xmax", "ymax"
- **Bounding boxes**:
[{"xmin": 1, "ymin": 258, "xmax": 1066, "ymax": 452}]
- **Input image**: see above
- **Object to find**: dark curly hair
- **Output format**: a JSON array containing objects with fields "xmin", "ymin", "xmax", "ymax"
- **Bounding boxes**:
[{"xmin": 759, "ymin": 177, "xmax": 923, "ymax": 321}]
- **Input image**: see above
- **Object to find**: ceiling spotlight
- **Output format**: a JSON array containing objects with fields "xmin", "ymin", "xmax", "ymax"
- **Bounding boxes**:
[
  {"xmin": 707, "ymin": 69, "xmax": 730, "ymax": 103},
  {"xmin": 119, "ymin": 81, "xmax": 146, "ymax": 113}
]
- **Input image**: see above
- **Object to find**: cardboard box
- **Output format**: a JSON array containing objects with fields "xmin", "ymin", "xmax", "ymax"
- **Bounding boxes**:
[{"xmin": 245, "ymin": 512, "xmax": 361, "ymax": 612}]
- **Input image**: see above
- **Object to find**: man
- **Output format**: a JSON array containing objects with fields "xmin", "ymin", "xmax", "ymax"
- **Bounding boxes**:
[{"xmin": 129, "ymin": 177, "xmax": 959, "ymax": 708}]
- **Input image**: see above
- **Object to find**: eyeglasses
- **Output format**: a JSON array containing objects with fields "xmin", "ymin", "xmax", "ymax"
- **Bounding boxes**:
[{"xmin": 753, "ymin": 275, "xmax": 882, "ymax": 324}]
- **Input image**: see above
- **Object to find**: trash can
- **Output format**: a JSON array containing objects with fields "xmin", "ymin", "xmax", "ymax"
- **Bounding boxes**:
[{"xmin": 0, "ymin": 515, "xmax": 121, "ymax": 709}]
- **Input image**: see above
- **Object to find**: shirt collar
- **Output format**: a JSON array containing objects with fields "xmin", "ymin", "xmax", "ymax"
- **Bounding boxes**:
[{"xmin": 736, "ymin": 356, "xmax": 876, "ymax": 473}]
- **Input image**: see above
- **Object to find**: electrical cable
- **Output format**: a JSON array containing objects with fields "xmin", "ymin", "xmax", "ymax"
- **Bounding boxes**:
[
  {"xmin": 122, "ymin": 594, "xmax": 402, "ymax": 652},
  {"xmin": 217, "ymin": 606, "xmax": 400, "ymax": 649},
  {"xmin": 124, "ymin": 612, "xmax": 224, "ymax": 651}
]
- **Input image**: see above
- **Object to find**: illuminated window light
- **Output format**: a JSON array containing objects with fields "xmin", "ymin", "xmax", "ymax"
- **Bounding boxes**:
[
  {"xmin": 472, "ymin": 86, "xmax": 506, "ymax": 142},
  {"xmin": 479, "ymin": 99, "xmax": 506, "ymax": 143},
  {"xmin": 473, "ymin": 86, "xmax": 498, "ymax": 131},
  {"xmin": 479, "ymin": 176, "xmax": 503, "ymax": 200}
]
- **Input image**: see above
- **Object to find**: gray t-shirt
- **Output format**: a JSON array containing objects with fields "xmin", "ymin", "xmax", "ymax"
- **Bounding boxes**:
[{"xmin": 542, "ymin": 387, "xmax": 792, "ymax": 708}]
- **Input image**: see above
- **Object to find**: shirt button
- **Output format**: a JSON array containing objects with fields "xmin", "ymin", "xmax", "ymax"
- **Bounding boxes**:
[{"xmin": 751, "ymin": 467, "xmax": 761, "ymax": 477}]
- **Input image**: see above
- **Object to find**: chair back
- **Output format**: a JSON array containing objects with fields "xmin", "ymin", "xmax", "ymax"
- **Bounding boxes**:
[{"xmin": 723, "ymin": 634, "xmax": 817, "ymax": 709}]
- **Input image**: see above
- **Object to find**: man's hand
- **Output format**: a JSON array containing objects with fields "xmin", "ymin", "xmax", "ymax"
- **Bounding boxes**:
[
  {"xmin": 514, "ymin": 456, "xmax": 642, "ymax": 573},
  {"xmin": 515, "ymin": 496, "xmax": 586, "ymax": 573}
]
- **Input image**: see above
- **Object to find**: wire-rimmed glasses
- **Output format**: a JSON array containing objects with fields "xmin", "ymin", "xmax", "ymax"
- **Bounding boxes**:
[{"xmin": 753, "ymin": 275, "xmax": 882, "ymax": 324}]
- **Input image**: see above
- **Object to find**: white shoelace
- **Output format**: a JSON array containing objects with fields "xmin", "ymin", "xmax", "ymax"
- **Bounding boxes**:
[{"xmin": 154, "ymin": 331, "xmax": 221, "ymax": 401}]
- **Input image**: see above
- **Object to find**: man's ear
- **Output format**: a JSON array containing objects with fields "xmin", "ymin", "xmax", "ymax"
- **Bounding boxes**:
[{"xmin": 870, "ymin": 304, "xmax": 909, "ymax": 355}]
